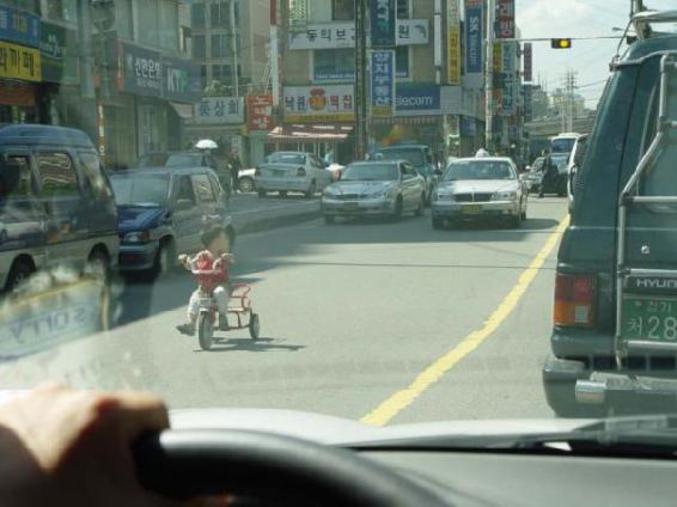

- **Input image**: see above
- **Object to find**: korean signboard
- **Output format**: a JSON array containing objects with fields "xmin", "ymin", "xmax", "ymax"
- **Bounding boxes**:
[
  {"xmin": 370, "ymin": 0, "xmax": 396, "ymax": 48},
  {"xmin": 395, "ymin": 84, "xmax": 440, "ymax": 116},
  {"xmin": 370, "ymin": 50, "xmax": 395, "ymax": 118},
  {"xmin": 0, "ymin": 41, "xmax": 41, "ymax": 82},
  {"xmin": 523, "ymin": 42, "xmax": 533, "ymax": 83},
  {"xmin": 247, "ymin": 95, "xmax": 274, "ymax": 131},
  {"xmin": 194, "ymin": 97, "xmax": 244, "ymax": 124},
  {"xmin": 447, "ymin": 0, "xmax": 461, "ymax": 85},
  {"xmin": 0, "ymin": 6, "xmax": 40, "ymax": 48},
  {"xmin": 283, "ymin": 85, "xmax": 355, "ymax": 123},
  {"xmin": 121, "ymin": 43, "xmax": 162, "ymax": 97},
  {"xmin": 288, "ymin": 20, "xmax": 429, "ymax": 50},
  {"xmin": 499, "ymin": 42, "xmax": 517, "ymax": 116},
  {"xmin": 464, "ymin": 0, "xmax": 483, "ymax": 75},
  {"xmin": 40, "ymin": 21, "xmax": 77, "ymax": 84},
  {"xmin": 496, "ymin": 0, "xmax": 515, "ymax": 39},
  {"xmin": 163, "ymin": 57, "xmax": 201, "ymax": 103}
]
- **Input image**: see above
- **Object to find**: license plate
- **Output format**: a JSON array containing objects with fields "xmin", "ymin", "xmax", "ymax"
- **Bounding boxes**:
[
  {"xmin": 622, "ymin": 295, "xmax": 677, "ymax": 342},
  {"xmin": 462, "ymin": 204, "xmax": 482, "ymax": 215}
]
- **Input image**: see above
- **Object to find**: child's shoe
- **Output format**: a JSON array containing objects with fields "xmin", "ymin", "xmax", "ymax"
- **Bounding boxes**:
[{"xmin": 176, "ymin": 322, "xmax": 196, "ymax": 336}]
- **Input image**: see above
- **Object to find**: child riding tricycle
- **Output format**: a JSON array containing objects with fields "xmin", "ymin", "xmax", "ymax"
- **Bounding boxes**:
[{"xmin": 176, "ymin": 224, "xmax": 260, "ymax": 351}]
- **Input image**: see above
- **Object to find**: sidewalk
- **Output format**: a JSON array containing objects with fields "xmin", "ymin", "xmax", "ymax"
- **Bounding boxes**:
[{"xmin": 228, "ymin": 193, "xmax": 321, "ymax": 236}]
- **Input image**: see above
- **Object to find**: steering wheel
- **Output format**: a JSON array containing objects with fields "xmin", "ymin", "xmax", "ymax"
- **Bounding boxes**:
[{"xmin": 134, "ymin": 430, "xmax": 447, "ymax": 506}]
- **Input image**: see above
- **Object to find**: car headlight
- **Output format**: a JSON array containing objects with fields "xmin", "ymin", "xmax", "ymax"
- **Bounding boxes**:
[
  {"xmin": 123, "ymin": 230, "xmax": 151, "ymax": 243},
  {"xmin": 433, "ymin": 192, "xmax": 453, "ymax": 202},
  {"xmin": 493, "ymin": 191, "xmax": 517, "ymax": 201}
]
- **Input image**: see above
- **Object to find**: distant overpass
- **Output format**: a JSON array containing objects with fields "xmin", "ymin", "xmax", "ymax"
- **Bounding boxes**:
[{"xmin": 525, "ymin": 112, "xmax": 597, "ymax": 139}]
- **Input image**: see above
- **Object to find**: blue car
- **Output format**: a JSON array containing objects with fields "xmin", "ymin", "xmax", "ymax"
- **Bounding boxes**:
[{"xmin": 109, "ymin": 167, "xmax": 235, "ymax": 276}]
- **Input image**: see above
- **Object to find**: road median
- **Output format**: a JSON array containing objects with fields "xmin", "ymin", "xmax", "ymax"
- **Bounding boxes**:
[{"xmin": 229, "ymin": 195, "xmax": 321, "ymax": 236}]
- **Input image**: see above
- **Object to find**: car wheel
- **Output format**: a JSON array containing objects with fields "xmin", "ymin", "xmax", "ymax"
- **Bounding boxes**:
[
  {"xmin": 257, "ymin": 190, "xmax": 266, "ymax": 198},
  {"xmin": 5, "ymin": 258, "xmax": 34, "ymax": 292},
  {"xmin": 305, "ymin": 181, "xmax": 316, "ymax": 199},
  {"xmin": 85, "ymin": 249, "xmax": 110, "ymax": 282},
  {"xmin": 279, "ymin": 191, "xmax": 288, "ymax": 198},
  {"xmin": 154, "ymin": 241, "xmax": 175, "ymax": 278},
  {"xmin": 324, "ymin": 215, "xmax": 336, "ymax": 225},
  {"xmin": 415, "ymin": 194, "xmax": 425, "ymax": 216},
  {"xmin": 239, "ymin": 177, "xmax": 255, "ymax": 193},
  {"xmin": 392, "ymin": 197, "xmax": 403, "ymax": 222}
]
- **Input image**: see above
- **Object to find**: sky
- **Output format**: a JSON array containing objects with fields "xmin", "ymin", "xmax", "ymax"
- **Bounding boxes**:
[{"xmin": 515, "ymin": 0, "xmax": 675, "ymax": 108}]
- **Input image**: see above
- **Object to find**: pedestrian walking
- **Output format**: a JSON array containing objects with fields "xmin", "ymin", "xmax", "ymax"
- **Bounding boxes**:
[{"xmin": 229, "ymin": 150, "xmax": 242, "ymax": 193}]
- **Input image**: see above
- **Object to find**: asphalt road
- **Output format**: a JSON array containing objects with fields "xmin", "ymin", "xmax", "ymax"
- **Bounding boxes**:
[{"xmin": 3, "ymin": 197, "xmax": 568, "ymax": 425}]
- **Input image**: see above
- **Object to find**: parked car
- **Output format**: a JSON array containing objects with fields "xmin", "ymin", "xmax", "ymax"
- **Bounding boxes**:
[
  {"xmin": 521, "ymin": 157, "xmax": 546, "ymax": 192},
  {"xmin": 321, "ymin": 160, "xmax": 426, "ymax": 223},
  {"xmin": 371, "ymin": 144, "xmax": 436, "ymax": 204},
  {"xmin": 542, "ymin": 32, "xmax": 677, "ymax": 416},
  {"xmin": 566, "ymin": 134, "xmax": 589, "ymax": 212},
  {"xmin": 109, "ymin": 166, "xmax": 234, "ymax": 276},
  {"xmin": 0, "ymin": 124, "xmax": 119, "ymax": 291},
  {"xmin": 431, "ymin": 157, "xmax": 527, "ymax": 229},
  {"xmin": 255, "ymin": 151, "xmax": 332, "ymax": 198},
  {"xmin": 137, "ymin": 151, "xmax": 219, "ymax": 171}
]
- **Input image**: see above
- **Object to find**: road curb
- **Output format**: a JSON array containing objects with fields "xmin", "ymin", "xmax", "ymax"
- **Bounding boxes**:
[{"xmin": 232, "ymin": 205, "xmax": 321, "ymax": 237}]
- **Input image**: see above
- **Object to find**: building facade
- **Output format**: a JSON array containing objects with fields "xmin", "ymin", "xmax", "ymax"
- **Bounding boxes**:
[{"xmin": 185, "ymin": 0, "xmax": 271, "ymax": 166}]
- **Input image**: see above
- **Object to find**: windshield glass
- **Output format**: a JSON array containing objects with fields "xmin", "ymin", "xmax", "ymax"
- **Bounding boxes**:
[
  {"xmin": 373, "ymin": 148, "xmax": 425, "ymax": 166},
  {"xmin": 5, "ymin": 0, "xmax": 677, "ymax": 464},
  {"xmin": 341, "ymin": 164, "xmax": 399, "ymax": 181},
  {"xmin": 110, "ymin": 174, "xmax": 170, "ymax": 206},
  {"xmin": 266, "ymin": 153, "xmax": 306, "ymax": 165},
  {"xmin": 444, "ymin": 160, "xmax": 515, "ymax": 181}
]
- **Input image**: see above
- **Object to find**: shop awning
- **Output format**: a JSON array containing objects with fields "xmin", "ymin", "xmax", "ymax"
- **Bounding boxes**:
[
  {"xmin": 170, "ymin": 102, "xmax": 195, "ymax": 120},
  {"xmin": 267, "ymin": 124, "xmax": 353, "ymax": 142}
]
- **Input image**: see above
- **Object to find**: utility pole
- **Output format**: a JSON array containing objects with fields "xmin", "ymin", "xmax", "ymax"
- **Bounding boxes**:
[
  {"xmin": 270, "ymin": 0, "xmax": 280, "ymax": 106},
  {"xmin": 354, "ymin": 0, "xmax": 368, "ymax": 160},
  {"xmin": 230, "ymin": 0, "xmax": 239, "ymax": 97},
  {"xmin": 484, "ymin": 0, "xmax": 496, "ymax": 153}
]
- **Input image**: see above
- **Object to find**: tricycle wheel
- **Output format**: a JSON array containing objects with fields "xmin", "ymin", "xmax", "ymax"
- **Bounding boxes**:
[
  {"xmin": 198, "ymin": 313, "xmax": 214, "ymax": 351},
  {"xmin": 249, "ymin": 313, "xmax": 260, "ymax": 340}
]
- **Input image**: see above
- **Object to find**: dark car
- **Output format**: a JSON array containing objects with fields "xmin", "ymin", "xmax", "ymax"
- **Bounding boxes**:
[
  {"xmin": 543, "ymin": 33, "xmax": 677, "ymax": 416},
  {"xmin": 109, "ymin": 167, "xmax": 234, "ymax": 276},
  {"xmin": 371, "ymin": 144, "xmax": 437, "ymax": 204},
  {"xmin": 0, "ymin": 124, "xmax": 118, "ymax": 291}
]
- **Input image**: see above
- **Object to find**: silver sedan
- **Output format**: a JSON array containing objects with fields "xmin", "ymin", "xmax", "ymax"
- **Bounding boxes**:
[
  {"xmin": 431, "ymin": 157, "xmax": 528, "ymax": 229},
  {"xmin": 321, "ymin": 161, "xmax": 427, "ymax": 223}
]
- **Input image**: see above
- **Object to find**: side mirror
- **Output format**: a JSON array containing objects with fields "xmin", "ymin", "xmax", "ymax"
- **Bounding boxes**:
[{"xmin": 176, "ymin": 199, "xmax": 194, "ymax": 211}]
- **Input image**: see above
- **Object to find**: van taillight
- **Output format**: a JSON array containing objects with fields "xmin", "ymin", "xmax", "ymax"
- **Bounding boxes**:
[
  {"xmin": 554, "ymin": 273, "xmax": 596, "ymax": 327},
  {"xmin": 297, "ymin": 167, "xmax": 306, "ymax": 177}
]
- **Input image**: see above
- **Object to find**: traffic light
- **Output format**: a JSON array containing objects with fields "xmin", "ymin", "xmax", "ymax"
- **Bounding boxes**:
[{"xmin": 551, "ymin": 38, "xmax": 572, "ymax": 49}]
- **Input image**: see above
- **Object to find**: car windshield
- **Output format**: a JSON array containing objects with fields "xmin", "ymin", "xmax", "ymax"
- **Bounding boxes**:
[
  {"xmin": 341, "ymin": 164, "xmax": 399, "ymax": 181},
  {"xmin": 444, "ymin": 161, "xmax": 515, "ymax": 181},
  {"xmin": 165, "ymin": 153, "xmax": 204, "ymax": 167},
  {"xmin": 110, "ymin": 174, "xmax": 170, "ymax": 207},
  {"xmin": 373, "ymin": 148, "xmax": 425, "ymax": 166},
  {"xmin": 266, "ymin": 153, "xmax": 306, "ymax": 165},
  {"xmin": 5, "ymin": 0, "xmax": 677, "ymax": 469}
]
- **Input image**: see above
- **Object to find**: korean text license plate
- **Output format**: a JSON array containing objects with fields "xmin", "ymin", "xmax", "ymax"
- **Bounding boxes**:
[
  {"xmin": 622, "ymin": 295, "xmax": 677, "ymax": 342},
  {"xmin": 462, "ymin": 204, "xmax": 482, "ymax": 215}
]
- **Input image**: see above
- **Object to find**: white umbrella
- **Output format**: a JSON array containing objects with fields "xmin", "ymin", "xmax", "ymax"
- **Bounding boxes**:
[{"xmin": 195, "ymin": 139, "xmax": 218, "ymax": 150}]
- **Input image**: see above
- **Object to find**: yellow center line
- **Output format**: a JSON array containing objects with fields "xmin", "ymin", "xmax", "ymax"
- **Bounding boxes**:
[{"xmin": 361, "ymin": 215, "xmax": 571, "ymax": 427}]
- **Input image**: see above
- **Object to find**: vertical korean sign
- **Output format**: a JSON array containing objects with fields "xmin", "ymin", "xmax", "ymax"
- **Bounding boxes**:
[
  {"xmin": 370, "ymin": 50, "xmax": 395, "ymax": 117},
  {"xmin": 496, "ymin": 0, "xmax": 515, "ymax": 39},
  {"xmin": 523, "ymin": 42, "xmax": 533, "ymax": 83},
  {"xmin": 447, "ymin": 0, "xmax": 461, "ymax": 84},
  {"xmin": 464, "ymin": 0, "xmax": 483, "ymax": 75},
  {"xmin": 370, "ymin": 0, "xmax": 396, "ymax": 48}
]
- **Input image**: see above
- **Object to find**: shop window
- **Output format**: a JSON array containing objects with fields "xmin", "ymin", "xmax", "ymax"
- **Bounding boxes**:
[
  {"xmin": 211, "ymin": 34, "xmax": 231, "ymax": 59},
  {"xmin": 213, "ymin": 64, "xmax": 232, "ymax": 84},
  {"xmin": 314, "ymin": 48, "xmax": 355, "ymax": 81},
  {"xmin": 191, "ymin": 3, "xmax": 206, "ymax": 29},
  {"xmin": 180, "ymin": 26, "xmax": 192, "ymax": 55},
  {"xmin": 332, "ymin": 0, "xmax": 354, "ymax": 21},
  {"xmin": 211, "ymin": 1, "xmax": 231, "ymax": 28},
  {"xmin": 193, "ymin": 35, "xmax": 206, "ymax": 59},
  {"xmin": 200, "ymin": 65, "xmax": 208, "ymax": 88},
  {"xmin": 46, "ymin": 0, "xmax": 76, "ymax": 21},
  {"xmin": 36, "ymin": 153, "xmax": 78, "ymax": 198},
  {"xmin": 396, "ymin": 46, "xmax": 409, "ymax": 78}
]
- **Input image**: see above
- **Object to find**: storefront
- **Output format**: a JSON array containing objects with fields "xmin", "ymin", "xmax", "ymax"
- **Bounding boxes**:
[
  {"xmin": 281, "ymin": 84, "xmax": 355, "ymax": 164},
  {"xmin": 184, "ymin": 96, "xmax": 246, "ymax": 163},
  {"xmin": 0, "ymin": 6, "xmax": 42, "ymax": 123}
]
